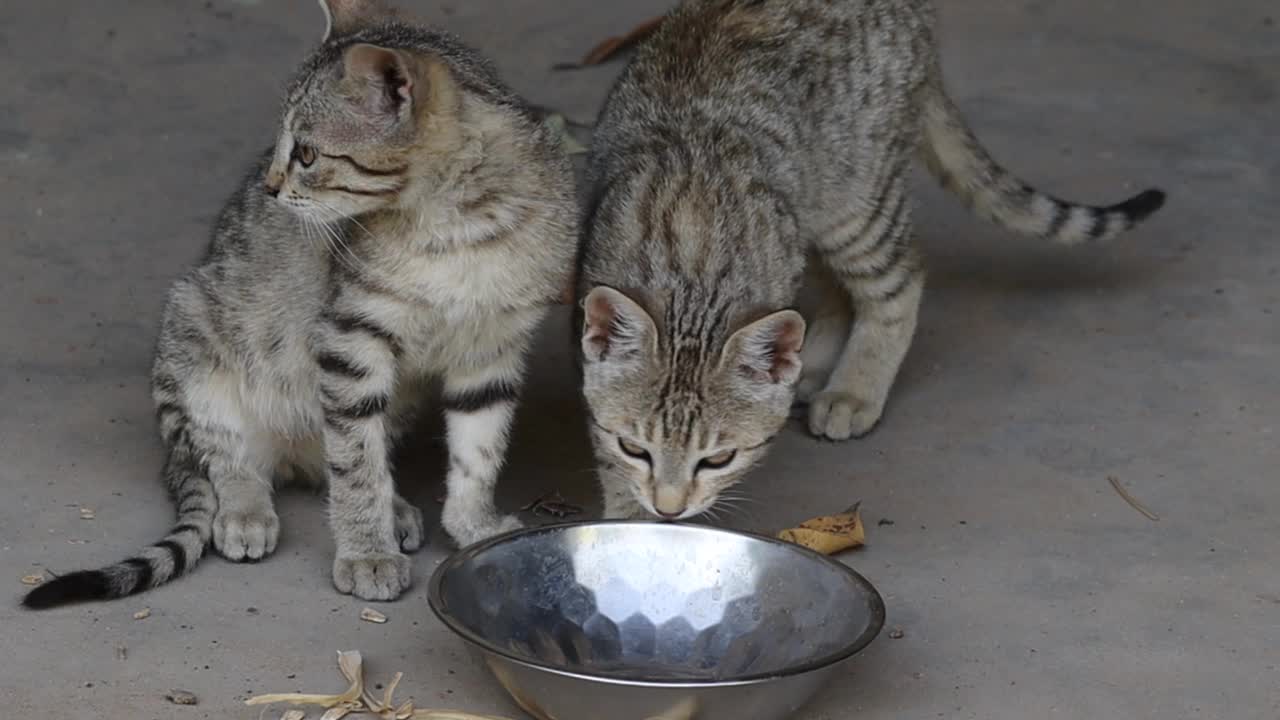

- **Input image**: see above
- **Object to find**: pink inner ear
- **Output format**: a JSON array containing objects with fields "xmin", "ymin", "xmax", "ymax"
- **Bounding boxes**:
[
  {"xmin": 768, "ymin": 315, "xmax": 805, "ymax": 383},
  {"xmin": 582, "ymin": 292, "xmax": 618, "ymax": 360}
]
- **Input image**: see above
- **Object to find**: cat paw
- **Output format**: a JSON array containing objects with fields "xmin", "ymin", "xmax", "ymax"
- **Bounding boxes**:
[
  {"xmin": 213, "ymin": 507, "xmax": 280, "ymax": 562},
  {"xmin": 808, "ymin": 391, "xmax": 883, "ymax": 441},
  {"xmin": 444, "ymin": 513, "xmax": 523, "ymax": 549},
  {"xmin": 393, "ymin": 497, "xmax": 426, "ymax": 553},
  {"xmin": 332, "ymin": 552, "xmax": 411, "ymax": 601}
]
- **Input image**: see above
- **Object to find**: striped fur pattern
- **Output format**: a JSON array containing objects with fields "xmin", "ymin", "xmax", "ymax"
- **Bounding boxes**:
[
  {"xmin": 576, "ymin": 0, "xmax": 1164, "ymax": 520},
  {"xmin": 23, "ymin": 0, "xmax": 575, "ymax": 609}
]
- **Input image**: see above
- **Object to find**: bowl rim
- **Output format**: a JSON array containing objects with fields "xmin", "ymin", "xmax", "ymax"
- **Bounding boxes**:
[{"xmin": 427, "ymin": 520, "xmax": 887, "ymax": 688}]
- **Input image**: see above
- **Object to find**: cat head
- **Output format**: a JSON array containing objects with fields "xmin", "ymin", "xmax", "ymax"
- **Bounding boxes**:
[
  {"xmin": 264, "ymin": 0, "xmax": 457, "ymax": 222},
  {"xmin": 580, "ymin": 286, "xmax": 805, "ymax": 520}
]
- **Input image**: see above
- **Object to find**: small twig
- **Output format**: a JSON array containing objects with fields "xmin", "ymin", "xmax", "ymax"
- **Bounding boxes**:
[{"xmin": 1108, "ymin": 476, "xmax": 1160, "ymax": 522}]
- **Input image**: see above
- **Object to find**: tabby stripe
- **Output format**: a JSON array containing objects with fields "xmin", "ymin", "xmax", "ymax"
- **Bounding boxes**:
[
  {"xmin": 320, "ymin": 153, "xmax": 408, "ymax": 177},
  {"xmin": 176, "ymin": 487, "xmax": 206, "ymax": 511},
  {"xmin": 1085, "ymin": 210, "xmax": 1109, "ymax": 241},
  {"xmin": 824, "ymin": 180, "xmax": 898, "ymax": 254},
  {"xmin": 173, "ymin": 522, "xmax": 205, "ymax": 538},
  {"xmin": 316, "ymin": 352, "xmax": 368, "ymax": 379},
  {"xmin": 124, "ymin": 557, "xmax": 154, "ymax": 590},
  {"xmin": 329, "ymin": 184, "xmax": 402, "ymax": 197},
  {"xmin": 155, "ymin": 539, "xmax": 187, "ymax": 575},
  {"xmin": 328, "ymin": 460, "xmax": 357, "ymax": 476},
  {"xmin": 324, "ymin": 312, "xmax": 402, "ymax": 357},
  {"xmin": 1044, "ymin": 201, "xmax": 1071, "ymax": 238},
  {"xmin": 325, "ymin": 393, "xmax": 389, "ymax": 420},
  {"xmin": 155, "ymin": 401, "xmax": 183, "ymax": 419},
  {"xmin": 874, "ymin": 268, "xmax": 918, "ymax": 303},
  {"xmin": 443, "ymin": 381, "xmax": 520, "ymax": 413}
]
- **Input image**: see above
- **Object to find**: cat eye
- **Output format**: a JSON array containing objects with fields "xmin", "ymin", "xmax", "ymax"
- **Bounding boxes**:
[
  {"xmin": 293, "ymin": 143, "xmax": 317, "ymax": 168},
  {"xmin": 617, "ymin": 437, "xmax": 651, "ymax": 462},
  {"xmin": 696, "ymin": 450, "xmax": 737, "ymax": 472}
]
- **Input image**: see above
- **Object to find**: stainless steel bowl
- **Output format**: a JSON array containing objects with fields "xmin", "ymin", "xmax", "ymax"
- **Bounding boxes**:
[{"xmin": 428, "ymin": 521, "xmax": 885, "ymax": 720}]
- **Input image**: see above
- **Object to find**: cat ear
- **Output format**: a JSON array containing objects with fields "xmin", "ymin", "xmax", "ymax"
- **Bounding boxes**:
[
  {"xmin": 582, "ymin": 287, "xmax": 657, "ymax": 364},
  {"xmin": 719, "ymin": 310, "xmax": 806, "ymax": 386},
  {"xmin": 318, "ymin": 0, "xmax": 393, "ymax": 41},
  {"xmin": 341, "ymin": 43, "xmax": 418, "ymax": 119}
]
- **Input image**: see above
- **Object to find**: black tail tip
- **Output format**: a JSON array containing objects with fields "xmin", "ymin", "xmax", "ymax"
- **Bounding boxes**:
[
  {"xmin": 21, "ymin": 571, "xmax": 111, "ymax": 610},
  {"xmin": 1113, "ymin": 188, "xmax": 1166, "ymax": 222}
]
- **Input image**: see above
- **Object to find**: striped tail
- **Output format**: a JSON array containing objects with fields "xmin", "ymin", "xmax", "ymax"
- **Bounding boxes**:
[
  {"xmin": 22, "ymin": 434, "xmax": 215, "ymax": 609},
  {"xmin": 918, "ymin": 77, "xmax": 1165, "ymax": 245}
]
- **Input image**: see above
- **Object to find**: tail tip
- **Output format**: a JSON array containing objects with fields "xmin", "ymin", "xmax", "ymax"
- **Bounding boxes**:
[
  {"xmin": 21, "ymin": 571, "xmax": 110, "ymax": 610},
  {"xmin": 1114, "ymin": 188, "xmax": 1166, "ymax": 223}
]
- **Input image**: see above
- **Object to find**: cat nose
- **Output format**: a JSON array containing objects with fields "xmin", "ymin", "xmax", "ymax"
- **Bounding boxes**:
[
  {"xmin": 654, "ymin": 487, "xmax": 686, "ymax": 519},
  {"xmin": 264, "ymin": 171, "xmax": 285, "ymax": 197}
]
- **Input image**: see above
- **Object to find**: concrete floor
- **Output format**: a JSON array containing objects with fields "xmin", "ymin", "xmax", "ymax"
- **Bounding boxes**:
[{"xmin": 2, "ymin": 1, "xmax": 1277, "ymax": 718}]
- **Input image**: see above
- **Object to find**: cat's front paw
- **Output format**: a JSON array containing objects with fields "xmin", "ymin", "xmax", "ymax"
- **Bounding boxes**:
[
  {"xmin": 332, "ymin": 552, "xmax": 411, "ymax": 601},
  {"xmin": 213, "ymin": 507, "xmax": 280, "ymax": 562},
  {"xmin": 808, "ymin": 391, "xmax": 883, "ymax": 441},
  {"xmin": 444, "ymin": 512, "xmax": 523, "ymax": 549},
  {"xmin": 393, "ymin": 496, "xmax": 426, "ymax": 553}
]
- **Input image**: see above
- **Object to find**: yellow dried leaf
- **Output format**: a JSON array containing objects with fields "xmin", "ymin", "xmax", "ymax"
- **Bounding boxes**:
[
  {"xmin": 359, "ymin": 607, "xmax": 388, "ymax": 624},
  {"xmin": 281, "ymin": 711, "xmax": 306, "ymax": 720},
  {"xmin": 778, "ymin": 503, "xmax": 866, "ymax": 555},
  {"xmin": 79, "ymin": 507, "xmax": 96, "ymax": 520},
  {"xmin": 133, "ymin": 607, "xmax": 152, "ymax": 620},
  {"xmin": 21, "ymin": 574, "xmax": 44, "ymax": 586},
  {"xmin": 247, "ymin": 651, "xmax": 364, "ymax": 709},
  {"xmin": 248, "ymin": 649, "xmax": 517, "ymax": 720}
]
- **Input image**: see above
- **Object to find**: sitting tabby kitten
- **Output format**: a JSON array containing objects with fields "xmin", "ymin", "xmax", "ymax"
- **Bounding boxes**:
[
  {"xmin": 576, "ymin": 0, "xmax": 1164, "ymax": 520},
  {"xmin": 24, "ymin": 0, "xmax": 574, "ymax": 608}
]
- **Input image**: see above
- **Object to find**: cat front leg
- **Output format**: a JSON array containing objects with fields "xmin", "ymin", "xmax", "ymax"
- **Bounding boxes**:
[
  {"xmin": 440, "ymin": 349, "xmax": 528, "ymax": 548},
  {"xmin": 317, "ymin": 311, "xmax": 410, "ymax": 601}
]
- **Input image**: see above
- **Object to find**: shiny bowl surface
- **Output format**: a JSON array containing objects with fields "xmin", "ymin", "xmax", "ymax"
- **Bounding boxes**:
[{"xmin": 428, "ymin": 521, "xmax": 884, "ymax": 720}]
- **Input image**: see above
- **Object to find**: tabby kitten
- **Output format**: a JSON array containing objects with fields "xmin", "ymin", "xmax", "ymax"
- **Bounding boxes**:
[
  {"xmin": 24, "ymin": 0, "xmax": 575, "ymax": 608},
  {"xmin": 576, "ymin": 0, "xmax": 1164, "ymax": 520}
]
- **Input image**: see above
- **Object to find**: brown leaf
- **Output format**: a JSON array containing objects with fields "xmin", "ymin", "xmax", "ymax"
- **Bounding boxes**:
[
  {"xmin": 554, "ymin": 16, "xmax": 664, "ymax": 70},
  {"xmin": 777, "ymin": 502, "xmax": 866, "ymax": 555}
]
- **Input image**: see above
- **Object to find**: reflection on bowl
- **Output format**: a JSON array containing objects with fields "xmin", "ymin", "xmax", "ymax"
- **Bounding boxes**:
[{"xmin": 429, "ymin": 521, "xmax": 885, "ymax": 720}]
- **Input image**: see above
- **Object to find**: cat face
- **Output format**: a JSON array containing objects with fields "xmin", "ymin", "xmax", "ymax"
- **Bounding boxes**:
[
  {"xmin": 580, "ymin": 287, "xmax": 805, "ymax": 520},
  {"xmin": 264, "ymin": 0, "xmax": 432, "ymax": 223}
]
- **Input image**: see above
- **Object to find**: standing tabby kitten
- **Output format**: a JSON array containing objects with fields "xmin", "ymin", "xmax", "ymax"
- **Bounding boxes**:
[
  {"xmin": 24, "ymin": 0, "xmax": 574, "ymax": 608},
  {"xmin": 576, "ymin": 0, "xmax": 1164, "ymax": 520}
]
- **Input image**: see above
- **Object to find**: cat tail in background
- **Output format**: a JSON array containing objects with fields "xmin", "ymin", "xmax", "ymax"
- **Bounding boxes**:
[
  {"xmin": 22, "ymin": 424, "xmax": 215, "ymax": 609},
  {"xmin": 916, "ymin": 73, "xmax": 1165, "ymax": 245}
]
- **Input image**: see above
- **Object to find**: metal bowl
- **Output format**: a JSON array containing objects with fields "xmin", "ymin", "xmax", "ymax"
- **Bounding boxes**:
[{"xmin": 428, "ymin": 521, "xmax": 885, "ymax": 720}]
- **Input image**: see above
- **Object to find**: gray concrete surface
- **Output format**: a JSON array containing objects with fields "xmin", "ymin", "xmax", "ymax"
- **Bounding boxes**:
[{"xmin": 2, "ymin": 1, "xmax": 1277, "ymax": 718}]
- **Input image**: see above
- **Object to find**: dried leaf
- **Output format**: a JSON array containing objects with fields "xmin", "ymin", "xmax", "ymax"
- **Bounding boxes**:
[
  {"xmin": 360, "ymin": 607, "xmax": 388, "ymax": 624},
  {"xmin": 554, "ymin": 16, "xmax": 664, "ymax": 70},
  {"xmin": 166, "ymin": 690, "xmax": 199, "ymax": 705},
  {"xmin": 778, "ymin": 502, "xmax": 866, "ymax": 555},
  {"xmin": 281, "ymin": 711, "xmax": 306, "ymax": 720},
  {"xmin": 79, "ymin": 507, "xmax": 96, "ymax": 520},
  {"xmin": 21, "ymin": 574, "xmax": 44, "ymax": 586},
  {"xmin": 248, "ymin": 650, "xmax": 515, "ymax": 720},
  {"xmin": 248, "ymin": 651, "xmax": 365, "ymax": 709},
  {"xmin": 133, "ymin": 607, "xmax": 152, "ymax": 620}
]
